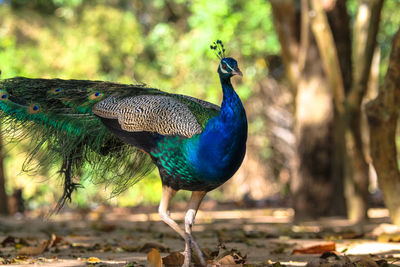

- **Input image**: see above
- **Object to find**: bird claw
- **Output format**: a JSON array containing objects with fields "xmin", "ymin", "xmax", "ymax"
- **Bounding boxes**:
[
  {"xmin": 183, "ymin": 244, "xmax": 191, "ymax": 267},
  {"xmin": 183, "ymin": 234, "xmax": 206, "ymax": 267},
  {"xmin": 182, "ymin": 252, "xmax": 191, "ymax": 267}
]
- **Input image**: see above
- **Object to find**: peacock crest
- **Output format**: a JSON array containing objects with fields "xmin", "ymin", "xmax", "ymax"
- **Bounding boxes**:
[{"xmin": 210, "ymin": 40, "xmax": 226, "ymax": 59}]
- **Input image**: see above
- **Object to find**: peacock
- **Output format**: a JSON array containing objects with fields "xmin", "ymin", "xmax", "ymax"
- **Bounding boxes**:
[{"xmin": 0, "ymin": 40, "xmax": 247, "ymax": 266}]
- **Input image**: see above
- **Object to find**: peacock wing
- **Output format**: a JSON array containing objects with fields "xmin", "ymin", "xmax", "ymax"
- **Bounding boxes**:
[
  {"xmin": 171, "ymin": 94, "xmax": 220, "ymax": 129},
  {"xmin": 93, "ymin": 93, "xmax": 220, "ymax": 138}
]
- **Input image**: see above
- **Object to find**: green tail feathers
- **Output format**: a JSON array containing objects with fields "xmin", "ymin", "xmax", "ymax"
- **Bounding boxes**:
[{"xmin": 0, "ymin": 77, "xmax": 158, "ymax": 209}]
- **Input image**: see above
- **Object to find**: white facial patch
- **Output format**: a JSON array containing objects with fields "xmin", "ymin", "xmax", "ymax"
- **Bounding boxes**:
[
  {"xmin": 219, "ymin": 62, "xmax": 234, "ymax": 73},
  {"xmin": 219, "ymin": 62, "xmax": 235, "ymax": 74},
  {"xmin": 219, "ymin": 63, "xmax": 228, "ymax": 74}
]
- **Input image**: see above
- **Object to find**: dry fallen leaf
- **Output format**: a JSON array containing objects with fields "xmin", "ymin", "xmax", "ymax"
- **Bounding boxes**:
[
  {"xmin": 202, "ymin": 247, "xmax": 219, "ymax": 260},
  {"xmin": 147, "ymin": 248, "xmax": 162, "ymax": 267},
  {"xmin": 121, "ymin": 243, "xmax": 141, "ymax": 252},
  {"xmin": 210, "ymin": 248, "xmax": 246, "ymax": 266},
  {"xmin": 378, "ymin": 233, "xmax": 400, "ymax": 242},
  {"xmin": 293, "ymin": 242, "xmax": 336, "ymax": 254},
  {"xmin": 353, "ymin": 256, "xmax": 382, "ymax": 267},
  {"xmin": 48, "ymin": 233, "xmax": 63, "ymax": 248},
  {"xmin": 162, "ymin": 251, "xmax": 184, "ymax": 266},
  {"xmin": 18, "ymin": 241, "xmax": 49, "ymax": 256},
  {"xmin": 140, "ymin": 242, "xmax": 169, "ymax": 253},
  {"xmin": 87, "ymin": 256, "xmax": 102, "ymax": 263},
  {"xmin": 71, "ymin": 242, "xmax": 92, "ymax": 248},
  {"xmin": 218, "ymin": 254, "xmax": 237, "ymax": 265},
  {"xmin": 1, "ymin": 236, "xmax": 16, "ymax": 247},
  {"xmin": 91, "ymin": 221, "xmax": 116, "ymax": 232},
  {"xmin": 11, "ymin": 256, "xmax": 30, "ymax": 264}
]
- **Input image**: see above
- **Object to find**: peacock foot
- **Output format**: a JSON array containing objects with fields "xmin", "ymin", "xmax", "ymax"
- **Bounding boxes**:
[
  {"xmin": 182, "ymin": 249, "xmax": 191, "ymax": 267},
  {"xmin": 183, "ymin": 234, "xmax": 206, "ymax": 267}
]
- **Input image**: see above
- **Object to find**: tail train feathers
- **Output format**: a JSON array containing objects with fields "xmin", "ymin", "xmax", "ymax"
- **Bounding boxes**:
[
  {"xmin": 54, "ymin": 156, "xmax": 82, "ymax": 213},
  {"xmin": 0, "ymin": 77, "xmax": 158, "ymax": 209}
]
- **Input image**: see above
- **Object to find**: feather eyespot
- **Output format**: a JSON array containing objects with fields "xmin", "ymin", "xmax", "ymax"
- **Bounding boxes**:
[
  {"xmin": 89, "ymin": 92, "xmax": 103, "ymax": 100},
  {"xmin": 28, "ymin": 104, "xmax": 40, "ymax": 114},
  {"xmin": 50, "ymin": 88, "xmax": 63, "ymax": 94},
  {"xmin": 0, "ymin": 91, "xmax": 8, "ymax": 101}
]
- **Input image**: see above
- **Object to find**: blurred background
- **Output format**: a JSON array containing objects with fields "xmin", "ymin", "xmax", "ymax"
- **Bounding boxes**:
[{"xmin": 0, "ymin": 0, "xmax": 399, "ymax": 222}]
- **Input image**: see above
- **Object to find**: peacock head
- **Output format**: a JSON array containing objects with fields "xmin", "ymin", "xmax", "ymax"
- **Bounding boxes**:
[
  {"xmin": 210, "ymin": 40, "xmax": 242, "ymax": 79},
  {"xmin": 218, "ymin": 57, "xmax": 242, "ymax": 78}
]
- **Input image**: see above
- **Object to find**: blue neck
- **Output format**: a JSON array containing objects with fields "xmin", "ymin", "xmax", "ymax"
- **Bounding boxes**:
[
  {"xmin": 186, "ymin": 75, "xmax": 248, "ymax": 184},
  {"xmin": 219, "ymin": 76, "xmax": 242, "ymax": 121}
]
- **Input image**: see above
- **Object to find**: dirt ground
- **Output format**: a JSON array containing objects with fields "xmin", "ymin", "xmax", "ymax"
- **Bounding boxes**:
[{"xmin": 1, "ymin": 202, "xmax": 400, "ymax": 266}]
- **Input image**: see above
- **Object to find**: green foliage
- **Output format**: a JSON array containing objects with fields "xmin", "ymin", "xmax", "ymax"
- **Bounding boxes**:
[{"xmin": 379, "ymin": 1, "xmax": 400, "ymax": 79}]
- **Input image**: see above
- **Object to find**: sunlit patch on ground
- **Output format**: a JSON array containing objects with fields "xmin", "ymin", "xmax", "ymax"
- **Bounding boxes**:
[{"xmin": 342, "ymin": 242, "xmax": 400, "ymax": 254}]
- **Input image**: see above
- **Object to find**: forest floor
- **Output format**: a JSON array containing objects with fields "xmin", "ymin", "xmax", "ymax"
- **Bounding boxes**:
[{"xmin": 1, "ymin": 202, "xmax": 400, "ymax": 267}]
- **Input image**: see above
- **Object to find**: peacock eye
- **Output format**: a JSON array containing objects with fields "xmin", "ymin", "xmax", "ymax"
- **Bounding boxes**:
[{"xmin": 221, "ymin": 63, "xmax": 227, "ymax": 70}]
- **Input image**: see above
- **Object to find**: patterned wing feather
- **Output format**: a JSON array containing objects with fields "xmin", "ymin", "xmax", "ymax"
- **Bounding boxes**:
[
  {"xmin": 172, "ymin": 94, "xmax": 220, "ymax": 129},
  {"xmin": 93, "ymin": 95, "xmax": 205, "ymax": 138}
]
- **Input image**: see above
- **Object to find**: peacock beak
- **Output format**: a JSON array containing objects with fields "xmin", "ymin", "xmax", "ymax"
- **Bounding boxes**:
[{"xmin": 232, "ymin": 67, "xmax": 243, "ymax": 76}]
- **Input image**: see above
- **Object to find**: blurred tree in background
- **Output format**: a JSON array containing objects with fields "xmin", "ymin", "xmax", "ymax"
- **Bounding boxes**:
[
  {"xmin": 270, "ymin": 0, "xmax": 400, "ymax": 222},
  {"xmin": 0, "ymin": 0, "xmax": 399, "ymax": 222},
  {"xmin": 0, "ymin": 125, "xmax": 7, "ymax": 214}
]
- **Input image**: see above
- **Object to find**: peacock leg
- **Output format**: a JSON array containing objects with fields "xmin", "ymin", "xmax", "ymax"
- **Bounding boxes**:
[
  {"xmin": 184, "ymin": 191, "xmax": 207, "ymax": 267},
  {"xmin": 158, "ymin": 186, "xmax": 186, "ymax": 239}
]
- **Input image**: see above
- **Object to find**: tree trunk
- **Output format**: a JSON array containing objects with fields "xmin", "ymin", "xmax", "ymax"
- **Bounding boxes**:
[
  {"xmin": 326, "ymin": 0, "xmax": 370, "ymax": 221},
  {"xmin": 271, "ymin": 0, "xmax": 348, "ymax": 219},
  {"xmin": 0, "ymin": 126, "xmax": 8, "ymax": 215},
  {"xmin": 270, "ymin": 0, "xmax": 300, "ymax": 92},
  {"xmin": 271, "ymin": 0, "xmax": 383, "ymax": 220},
  {"xmin": 291, "ymin": 38, "xmax": 347, "ymax": 219},
  {"xmin": 293, "ymin": 0, "xmax": 348, "ymax": 219},
  {"xmin": 344, "ymin": 0, "xmax": 384, "ymax": 222},
  {"xmin": 366, "ymin": 28, "xmax": 400, "ymax": 225},
  {"xmin": 308, "ymin": 0, "xmax": 383, "ymax": 221}
]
